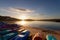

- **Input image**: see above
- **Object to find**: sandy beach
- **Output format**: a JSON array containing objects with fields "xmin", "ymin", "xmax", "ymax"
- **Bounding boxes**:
[{"xmin": 20, "ymin": 26, "xmax": 60, "ymax": 40}]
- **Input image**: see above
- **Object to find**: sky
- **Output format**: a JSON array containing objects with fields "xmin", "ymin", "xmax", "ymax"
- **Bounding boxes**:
[{"xmin": 0, "ymin": 0, "xmax": 60, "ymax": 19}]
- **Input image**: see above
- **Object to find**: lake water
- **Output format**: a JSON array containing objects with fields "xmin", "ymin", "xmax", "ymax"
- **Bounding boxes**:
[{"xmin": 14, "ymin": 21, "xmax": 60, "ymax": 31}]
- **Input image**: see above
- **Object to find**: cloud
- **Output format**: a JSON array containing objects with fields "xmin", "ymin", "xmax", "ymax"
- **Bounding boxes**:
[{"xmin": 5, "ymin": 7, "xmax": 34, "ymax": 14}]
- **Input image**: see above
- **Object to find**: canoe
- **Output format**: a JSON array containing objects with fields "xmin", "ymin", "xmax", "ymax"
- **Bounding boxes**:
[
  {"xmin": 3, "ymin": 32, "xmax": 18, "ymax": 40},
  {"xmin": 46, "ymin": 34, "xmax": 57, "ymax": 40},
  {"xmin": 10, "ymin": 30, "xmax": 30, "ymax": 40}
]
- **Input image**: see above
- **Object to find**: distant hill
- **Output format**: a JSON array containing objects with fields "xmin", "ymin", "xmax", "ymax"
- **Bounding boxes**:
[
  {"xmin": 23, "ymin": 19, "xmax": 35, "ymax": 21},
  {"xmin": 0, "ymin": 16, "xmax": 20, "ymax": 21},
  {"xmin": 0, "ymin": 15, "xmax": 35, "ymax": 21},
  {"xmin": 37, "ymin": 19, "xmax": 60, "ymax": 22},
  {"xmin": 23, "ymin": 19, "xmax": 60, "ymax": 22},
  {"xmin": 0, "ymin": 15, "xmax": 60, "ymax": 22}
]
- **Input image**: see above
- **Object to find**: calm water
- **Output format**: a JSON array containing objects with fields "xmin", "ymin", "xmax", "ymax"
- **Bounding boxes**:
[{"xmin": 6, "ymin": 21, "xmax": 60, "ymax": 31}]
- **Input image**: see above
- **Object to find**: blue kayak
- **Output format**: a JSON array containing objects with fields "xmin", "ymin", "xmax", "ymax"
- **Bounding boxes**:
[
  {"xmin": 10, "ymin": 30, "xmax": 30, "ymax": 40},
  {"xmin": 46, "ymin": 34, "xmax": 57, "ymax": 40},
  {"xmin": 3, "ymin": 32, "xmax": 18, "ymax": 40}
]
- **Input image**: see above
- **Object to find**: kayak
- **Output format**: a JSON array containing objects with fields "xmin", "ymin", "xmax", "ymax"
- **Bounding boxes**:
[
  {"xmin": 0, "ymin": 22, "xmax": 8, "ymax": 29},
  {"xmin": 32, "ymin": 32, "xmax": 42, "ymax": 40},
  {"xmin": 0, "ymin": 22, "xmax": 7, "ymax": 26},
  {"xmin": 0, "ymin": 22, "xmax": 20, "ymax": 30},
  {"xmin": 3, "ymin": 32, "xmax": 18, "ymax": 40},
  {"xmin": 10, "ymin": 30, "xmax": 30, "ymax": 40},
  {"xmin": 46, "ymin": 34, "xmax": 57, "ymax": 40},
  {"xmin": 0, "ymin": 29, "xmax": 12, "ymax": 35},
  {"xmin": 6, "ymin": 24, "xmax": 20, "ymax": 30},
  {"xmin": 8, "ymin": 24, "xmax": 20, "ymax": 28},
  {"xmin": 0, "ymin": 36, "xmax": 2, "ymax": 40},
  {"xmin": 0, "ymin": 29, "xmax": 17, "ymax": 35},
  {"xmin": 8, "ymin": 24, "xmax": 20, "ymax": 29}
]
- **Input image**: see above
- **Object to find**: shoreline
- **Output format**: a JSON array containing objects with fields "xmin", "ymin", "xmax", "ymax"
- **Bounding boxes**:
[{"xmin": 20, "ymin": 26, "xmax": 60, "ymax": 40}]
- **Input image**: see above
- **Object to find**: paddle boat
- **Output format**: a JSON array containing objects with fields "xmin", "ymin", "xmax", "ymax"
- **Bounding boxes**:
[
  {"xmin": 46, "ymin": 34, "xmax": 57, "ymax": 40},
  {"xmin": 2, "ymin": 32, "xmax": 18, "ymax": 40},
  {"xmin": 10, "ymin": 30, "xmax": 30, "ymax": 40}
]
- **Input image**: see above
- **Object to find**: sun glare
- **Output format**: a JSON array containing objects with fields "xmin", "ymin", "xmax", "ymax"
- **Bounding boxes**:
[
  {"xmin": 20, "ymin": 21, "xmax": 26, "ymax": 25},
  {"xmin": 19, "ymin": 15, "xmax": 27, "ymax": 21}
]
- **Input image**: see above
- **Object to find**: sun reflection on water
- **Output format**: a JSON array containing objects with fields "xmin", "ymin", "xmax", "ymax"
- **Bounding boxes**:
[
  {"xmin": 15, "ymin": 21, "xmax": 27, "ymax": 25},
  {"xmin": 20, "ymin": 21, "xmax": 26, "ymax": 25}
]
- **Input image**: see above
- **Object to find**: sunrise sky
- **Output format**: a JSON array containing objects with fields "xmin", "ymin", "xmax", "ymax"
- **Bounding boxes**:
[{"xmin": 0, "ymin": 0, "xmax": 60, "ymax": 19}]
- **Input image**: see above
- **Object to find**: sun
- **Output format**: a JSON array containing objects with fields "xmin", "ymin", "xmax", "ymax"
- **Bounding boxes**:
[{"xmin": 19, "ymin": 15, "xmax": 27, "ymax": 21}]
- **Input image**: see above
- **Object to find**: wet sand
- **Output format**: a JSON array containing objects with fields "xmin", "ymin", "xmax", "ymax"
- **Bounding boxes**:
[{"xmin": 20, "ymin": 26, "xmax": 60, "ymax": 40}]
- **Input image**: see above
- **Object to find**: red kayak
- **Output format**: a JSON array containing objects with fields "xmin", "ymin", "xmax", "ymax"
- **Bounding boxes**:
[{"xmin": 32, "ymin": 32, "xmax": 42, "ymax": 40}]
